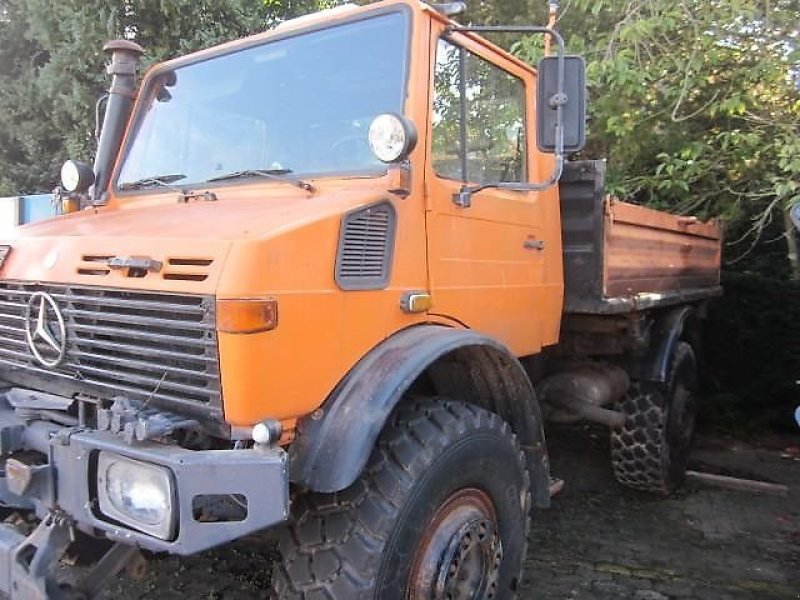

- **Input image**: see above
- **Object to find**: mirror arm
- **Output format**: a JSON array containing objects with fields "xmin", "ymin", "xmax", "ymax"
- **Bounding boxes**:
[
  {"xmin": 447, "ymin": 26, "xmax": 567, "ymax": 208},
  {"xmin": 453, "ymin": 152, "xmax": 564, "ymax": 208}
]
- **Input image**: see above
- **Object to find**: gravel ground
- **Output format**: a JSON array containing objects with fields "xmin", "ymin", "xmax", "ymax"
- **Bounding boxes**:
[{"xmin": 104, "ymin": 426, "xmax": 800, "ymax": 599}]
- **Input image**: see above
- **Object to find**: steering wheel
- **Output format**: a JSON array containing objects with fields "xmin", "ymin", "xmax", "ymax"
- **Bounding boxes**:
[{"xmin": 329, "ymin": 135, "xmax": 373, "ymax": 168}]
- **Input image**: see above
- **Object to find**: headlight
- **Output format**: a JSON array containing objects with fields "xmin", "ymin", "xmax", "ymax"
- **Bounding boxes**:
[
  {"xmin": 60, "ymin": 159, "xmax": 95, "ymax": 193},
  {"xmin": 368, "ymin": 113, "xmax": 418, "ymax": 163},
  {"xmin": 97, "ymin": 452, "xmax": 176, "ymax": 540}
]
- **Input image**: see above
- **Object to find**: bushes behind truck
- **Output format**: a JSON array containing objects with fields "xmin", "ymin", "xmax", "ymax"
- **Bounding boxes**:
[{"xmin": 704, "ymin": 271, "xmax": 800, "ymax": 433}]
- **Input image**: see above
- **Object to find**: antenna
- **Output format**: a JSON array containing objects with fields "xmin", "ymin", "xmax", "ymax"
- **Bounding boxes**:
[{"xmin": 428, "ymin": 2, "xmax": 467, "ymax": 17}]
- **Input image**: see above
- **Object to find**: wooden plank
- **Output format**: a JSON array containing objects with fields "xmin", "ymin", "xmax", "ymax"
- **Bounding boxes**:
[
  {"xmin": 604, "ymin": 197, "xmax": 722, "ymax": 298},
  {"xmin": 608, "ymin": 198, "xmax": 722, "ymax": 240},
  {"xmin": 686, "ymin": 470, "xmax": 789, "ymax": 497}
]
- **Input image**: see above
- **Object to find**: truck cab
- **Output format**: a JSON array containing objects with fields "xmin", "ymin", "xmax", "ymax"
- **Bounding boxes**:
[{"xmin": 0, "ymin": 2, "xmax": 719, "ymax": 598}]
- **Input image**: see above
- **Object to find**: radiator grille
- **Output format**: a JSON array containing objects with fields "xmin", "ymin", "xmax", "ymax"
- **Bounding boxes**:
[
  {"xmin": 335, "ymin": 201, "xmax": 396, "ymax": 290},
  {"xmin": 0, "ymin": 282, "xmax": 220, "ymax": 418}
]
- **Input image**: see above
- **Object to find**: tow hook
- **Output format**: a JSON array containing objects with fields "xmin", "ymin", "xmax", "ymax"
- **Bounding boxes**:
[
  {"xmin": 1, "ymin": 509, "xmax": 145, "ymax": 599},
  {"xmin": 5, "ymin": 509, "xmax": 75, "ymax": 599}
]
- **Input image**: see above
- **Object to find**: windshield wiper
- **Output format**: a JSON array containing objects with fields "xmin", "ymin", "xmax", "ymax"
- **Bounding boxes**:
[
  {"xmin": 118, "ymin": 174, "xmax": 187, "ymax": 191},
  {"xmin": 207, "ymin": 169, "xmax": 316, "ymax": 193}
]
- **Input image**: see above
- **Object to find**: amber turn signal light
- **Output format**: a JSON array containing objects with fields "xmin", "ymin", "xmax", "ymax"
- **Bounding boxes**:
[{"xmin": 217, "ymin": 298, "xmax": 278, "ymax": 334}]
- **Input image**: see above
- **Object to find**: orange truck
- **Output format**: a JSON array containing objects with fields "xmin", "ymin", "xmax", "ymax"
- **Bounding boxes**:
[{"xmin": 0, "ymin": 1, "xmax": 721, "ymax": 598}]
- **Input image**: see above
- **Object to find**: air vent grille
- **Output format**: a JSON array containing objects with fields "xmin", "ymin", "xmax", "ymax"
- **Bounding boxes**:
[
  {"xmin": 76, "ymin": 255, "xmax": 214, "ymax": 281},
  {"xmin": 163, "ymin": 257, "xmax": 214, "ymax": 282},
  {"xmin": 78, "ymin": 255, "xmax": 112, "ymax": 277},
  {"xmin": 335, "ymin": 201, "xmax": 396, "ymax": 290}
]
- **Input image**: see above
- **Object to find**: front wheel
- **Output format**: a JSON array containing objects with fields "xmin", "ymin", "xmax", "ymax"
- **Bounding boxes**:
[{"xmin": 272, "ymin": 399, "xmax": 531, "ymax": 599}]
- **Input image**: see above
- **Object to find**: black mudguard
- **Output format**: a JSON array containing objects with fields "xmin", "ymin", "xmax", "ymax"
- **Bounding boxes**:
[
  {"xmin": 288, "ymin": 325, "xmax": 551, "ymax": 508},
  {"xmin": 622, "ymin": 306, "xmax": 697, "ymax": 383}
]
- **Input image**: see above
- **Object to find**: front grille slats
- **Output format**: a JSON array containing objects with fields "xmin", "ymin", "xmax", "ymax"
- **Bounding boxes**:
[
  {"xmin": 0, "ymin": 337, "xmax": 27, "ymax": 348},
  {"xmin": 71, "ymin": 350, "xmax": 219, "ymax": 381},
  {"xmin": 0, "ymin": 346, "xmax": 31, "ymax": 360},
  {"xmin": 0, "ymin": 324, "xmax": 24, "ymax": 337},
  {"xmin": 49, "ymin": 294, "xmax": 208, "ymax": 315},
  {"xmin": 73, "ymin": 363, "xmax": 216, "ymax": 396},
  {"xmin": 0, "ymin": 282, "xmax": 221, "ymax": 416},
  {"xmin": 0, "ymin": 300, "xmax": 23, "ymax": 311},
  {"xmin": 69, "ymin": 323, "xmax": 211, "ymax": 348},
  {"xmin": 74, "ymin": 338, "xmax": 214, "ymax": 363},
  {"xmin": 62, "ymin": 308, "xmax": 207, "ymax": 331},
  {"xmin": 0, "ymin": 357, "xmax": 218, "ymax": 413}
]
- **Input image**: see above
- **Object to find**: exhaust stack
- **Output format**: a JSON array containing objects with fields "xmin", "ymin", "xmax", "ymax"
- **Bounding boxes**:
[{"xmin": 91, "ymin": 39, "xmax": 144, "ymax": 204}]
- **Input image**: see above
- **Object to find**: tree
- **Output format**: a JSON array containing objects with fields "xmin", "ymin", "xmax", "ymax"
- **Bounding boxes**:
[
  {"xmin": 528, "ymin": 0, "xmax": 799, "ymax": 275},
  {"xmin": 0, "ymin": 0, "xmax": 330, "ymax": 196}
]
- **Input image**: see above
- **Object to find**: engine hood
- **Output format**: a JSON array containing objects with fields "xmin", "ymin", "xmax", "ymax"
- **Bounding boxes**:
[{"xmin": 0, "ymin": 180, "xmax": 389, "ymax": 296}]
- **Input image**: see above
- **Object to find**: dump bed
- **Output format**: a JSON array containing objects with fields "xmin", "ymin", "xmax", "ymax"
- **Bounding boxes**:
[{"xmin": 559, "ymin": 161, "xmax": 722, "ymax": 315}]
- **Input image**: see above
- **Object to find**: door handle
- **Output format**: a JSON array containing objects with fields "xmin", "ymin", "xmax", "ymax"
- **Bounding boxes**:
[{"xmin": 524, "ymin": 237, "xmax": 545, "ymax": 251}]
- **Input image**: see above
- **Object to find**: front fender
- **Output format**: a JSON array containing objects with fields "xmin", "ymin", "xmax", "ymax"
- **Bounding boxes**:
[{"xmin": 287, "ymin": 325, "xmax": 550, "ymax": 507}]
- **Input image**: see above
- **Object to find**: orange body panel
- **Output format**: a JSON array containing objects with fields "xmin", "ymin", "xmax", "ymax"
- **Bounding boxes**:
[{"xmin": 423, "ymin": 17, "xmax": 564, "ymax": 355}]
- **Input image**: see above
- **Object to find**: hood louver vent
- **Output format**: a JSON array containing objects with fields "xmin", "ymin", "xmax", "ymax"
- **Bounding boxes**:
[
  {"xmin": 78, "ymin": 255, "xmax": 112, "ymax": 277},
  {"xmin": 77, "ymin": 255, "xmax": 213, "ymax": 281},
  {"xmin": 163, "ymin": 257, "xmax": 214, "ymax": 282},
  {"xmin": 335, "ymin": 201, "xmax": 396, "ymax": 290}
]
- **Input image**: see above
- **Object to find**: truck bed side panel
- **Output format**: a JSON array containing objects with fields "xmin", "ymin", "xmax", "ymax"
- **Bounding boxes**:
[
  {"xmin": 605, "ymin": 199, "xmax": 721, "ymax": 297},
  {"xmin": 560, "ymin": 161, "xmax": 722, "ymax": 315}
]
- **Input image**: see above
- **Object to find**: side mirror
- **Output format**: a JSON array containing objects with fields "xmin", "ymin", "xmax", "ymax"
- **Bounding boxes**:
[{"xmin": 536, "ymin": 55, "xmax": 586, "ymax": 154}]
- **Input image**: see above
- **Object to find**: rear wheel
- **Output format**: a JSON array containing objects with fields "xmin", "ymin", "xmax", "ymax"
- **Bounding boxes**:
[
  {"xmin": 611, "ymin": 342, "xmax": 697, "ymax": 494},
  {"xmin": 272, "ymin": 399, "xmax": 531, "ymax": 599}
]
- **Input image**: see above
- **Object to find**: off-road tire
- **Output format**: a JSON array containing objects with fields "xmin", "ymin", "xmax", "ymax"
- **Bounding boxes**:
[
  {"xmin": 610, "ymin": 342, "xmax": 698, "ymax": 494},
  {"xmin": 272, "ymin": 399, "xmax": 531, "ymax": 599}
]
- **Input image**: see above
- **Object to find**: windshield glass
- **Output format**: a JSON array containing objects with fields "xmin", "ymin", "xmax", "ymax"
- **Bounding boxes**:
[{"xmin": 117, "ymin": 11, "xmax": 409, "ymax": 190}]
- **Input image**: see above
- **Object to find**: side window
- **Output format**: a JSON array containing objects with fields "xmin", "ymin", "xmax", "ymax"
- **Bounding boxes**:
[{"xmin": 432, "ymin": 39, "xmax": 528, "ymax": 184}]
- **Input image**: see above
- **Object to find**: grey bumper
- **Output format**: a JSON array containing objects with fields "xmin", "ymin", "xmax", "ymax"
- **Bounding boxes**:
[{"xmin": 0, "ymin": 410, "xmax": 289, "ymax": 598}]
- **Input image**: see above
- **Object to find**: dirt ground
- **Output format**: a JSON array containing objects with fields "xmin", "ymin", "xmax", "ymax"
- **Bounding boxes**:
[{"xmin": 105, "ymin": 426, "xmax": 800, "ymax": 599}]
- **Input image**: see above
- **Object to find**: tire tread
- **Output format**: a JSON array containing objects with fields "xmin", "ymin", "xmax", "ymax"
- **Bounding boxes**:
[
  {"xmin": 272, "ymin": 399, "xmax": 530, "ymax": 599},
  {"xmin": 610, "ymin": 341, "xmax": 696, "ymax": 494}
]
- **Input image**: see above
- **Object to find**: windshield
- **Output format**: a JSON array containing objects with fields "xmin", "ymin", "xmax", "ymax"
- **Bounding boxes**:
[{"xmin": 116, "ymin": 11, "xmax": 410, "ymax": 190}]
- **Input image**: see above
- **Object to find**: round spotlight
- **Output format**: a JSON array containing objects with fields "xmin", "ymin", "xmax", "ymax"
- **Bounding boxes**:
[
  {"xmin": 60, "ymin": 160, "xmax": 95, "ymax": 193},
  {"xmin": 368, "ymin": 113, "xmax": 418, "ymax": 163}
]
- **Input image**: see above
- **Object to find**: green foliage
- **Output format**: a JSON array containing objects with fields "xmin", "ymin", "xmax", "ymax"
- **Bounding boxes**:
[
  {"xmin": 518, "ymin": 0, "xmax": 800, "ymax": 267},
  {"xmin": 0, "ymin": 0, "xmax": 332, "ymax": 195},
  {"xmin": 703, "ymin": 272, "xmax": 800, "ymax": 432}
]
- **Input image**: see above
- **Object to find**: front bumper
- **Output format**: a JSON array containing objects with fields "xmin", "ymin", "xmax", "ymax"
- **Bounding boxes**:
[{"xmin": 0, "ymin": 403, "xmax": 289, "ymax": 598}]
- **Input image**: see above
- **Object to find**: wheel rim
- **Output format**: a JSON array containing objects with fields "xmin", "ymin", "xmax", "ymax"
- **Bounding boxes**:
[{"xmin": 407, "ymin": 488, "xmax": 503, "ymax": 600}]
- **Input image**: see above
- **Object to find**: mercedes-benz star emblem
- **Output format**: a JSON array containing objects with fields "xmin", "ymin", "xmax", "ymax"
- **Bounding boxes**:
[{"xmin": 25, "ymin": 292, "xmax": 67, "ymax": 368}]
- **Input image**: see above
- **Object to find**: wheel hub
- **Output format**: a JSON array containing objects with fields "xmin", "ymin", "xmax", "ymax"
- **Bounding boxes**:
[
  {"xmin": 408, "ymin": 489, "xmax": 502, "ymax": 600},
  {"xmin": 434, "ymin": 517, "xmax": 502, "ymax": 599}
]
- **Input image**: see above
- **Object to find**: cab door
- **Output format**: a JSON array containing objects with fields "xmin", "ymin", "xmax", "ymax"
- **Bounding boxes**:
[{"xmin": 425, "ymin": 30, "xmax": 555, "ymax": 356}]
